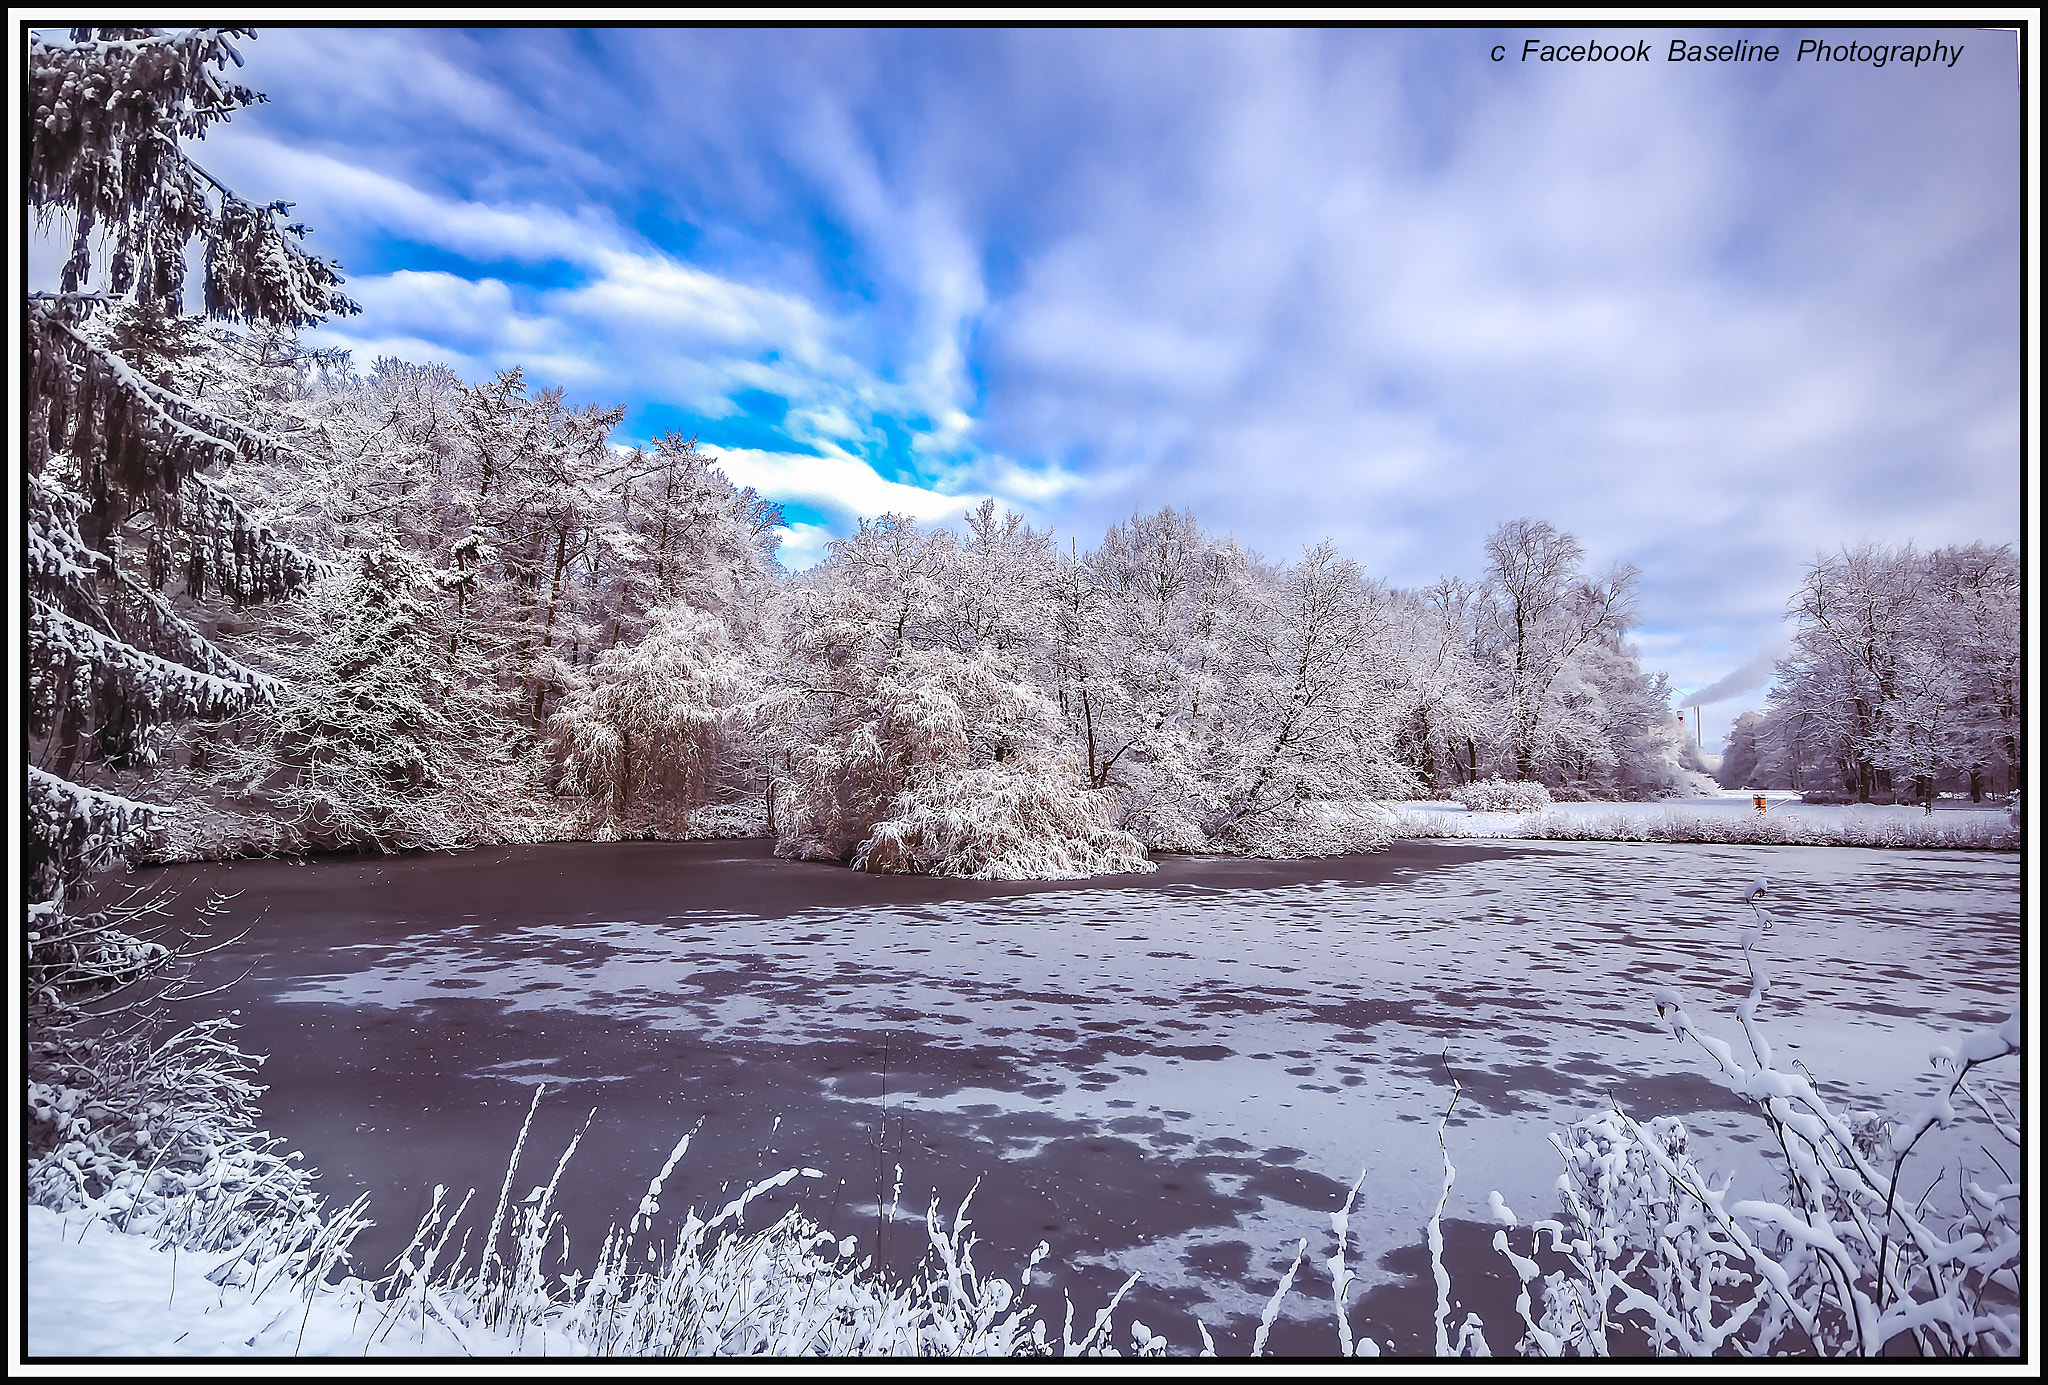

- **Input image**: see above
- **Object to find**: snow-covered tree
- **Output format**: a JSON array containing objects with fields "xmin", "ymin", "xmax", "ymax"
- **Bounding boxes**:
[
  {"xmin": 1714, "ymin": 710, "xmax": 1769, "ymax": 790},
  {"xmin": 539, "ymin": 432, "xmax": 786, "ymax": 835},
  {"xmin": 175, "ymin": 546, "xmax": 527, "ymax": 854},
  {"xmin": 1765, "ymin": 543, "xmax": 1926, "ymax": 801},
  {"xmin": 1920, "ymin": 543, "xmax": 2021, "ymax": 799},
  {"xmin": 1876, "ymin": 611, "xmax": 1974, "ymax": 811},
  {"xmin": 205, "ymin": 354, "xmax": 467, "ymax": 564},
  {"xmin": 26, "ymin": 26, "xmax": 353, "ymax": 918},
  {"xmin": 1202, "ymin": 543, "xmax": 1406, "ymax": 855},
  {"xmin": 1751, "ymin": 702, "xmax": 1838, "ymax": 794},
  {"xmin": 23, "ymin": 27, "xmax": 365, "ymax": 1239},
  {"xmin": 769, "ymin": 513, "xmax": 1149, "ymax": 878},
  {"xmin": 1046, "ymin": 508, "xmax": 1258, "ymax": 849},
  {"xmin": 606, "ymin": 431, "xmax": 786, "ymax": 652},
  {"xmin": 439, "ymin": 368, "xmax": 630, "ymax": 729},
  {"xmin": 1472, "ymin": 519, "xmax": 1640, "ymax": 783},
  {"xmin": 1565, "ymin": 646, "xmax": 1712, "ymax": 798},
  {"xmin": 549, "ymin": 603, "xmax": 760, "ymax": 840},
  {"xmin": 1376, "ymin": 521, "xmax": 1690, "ymax": 800},
  {"xmin": 1757, "ymin": 541, "xmax": 2019, "ymax": 802},
  {"xmin": 1386, "ymin": 577, "xmax": 1488, "ymax": 794},
  {"xmin": 935, "ymin": 499, "xmax": 1057, "ymax": 659},
  {"xmin": 1042, "ymin": 513, "xmax": 1420, "ymax": 855}
]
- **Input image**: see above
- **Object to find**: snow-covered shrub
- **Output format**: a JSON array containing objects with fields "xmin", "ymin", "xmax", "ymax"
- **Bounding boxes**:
[
  {"xmin": 1213, "ymin": 798, "xmax": 1398, "ymax": 859},
  {"xmin": 26, "ymin": 981, "xmax": 374, "ymax": 1312},
  {"xmin": 685, "ymin": 800, "xmax": 769, "ymax": 840},
  {"xmin": 777, "ymin": 644, "xmax": 1151, "ymax": 879},
  {"xmin": 853, "ymin": 750, "xmax": 1154, "ymax": 879},
  {"xmin": 28, "ymin": 1013, "xmax": 309, "ymax": 1227},
  {"xmin": 141, "ymin": 794, "xmax": 306, "ymax": 863},
  {"xmin": 1453, "ymin": 777, "xmax": 1553, "ymax": 813}
]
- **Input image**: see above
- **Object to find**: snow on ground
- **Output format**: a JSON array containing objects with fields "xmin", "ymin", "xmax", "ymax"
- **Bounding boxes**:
[
  {"xmin": 26, "ymin": 1204, "xmax": 489, "ymax": 1357},
  {"xmin": 1396, "ymin": 790, "xmax": 2013, "ymax": 839}
]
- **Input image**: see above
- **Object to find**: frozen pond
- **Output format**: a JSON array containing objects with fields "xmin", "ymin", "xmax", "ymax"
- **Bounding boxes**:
[{"xmin": 154, "ymin": 837, "xmax": 2019, "ymax": 1355}]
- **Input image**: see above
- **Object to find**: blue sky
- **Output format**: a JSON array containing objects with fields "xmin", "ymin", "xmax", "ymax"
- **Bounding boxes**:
[{"xmin": 75, "ymin": 25, "xmax": 2029, "ymax": 748}]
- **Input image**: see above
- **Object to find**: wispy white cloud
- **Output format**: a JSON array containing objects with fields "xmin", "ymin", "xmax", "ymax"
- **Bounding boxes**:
[
  {"xmin": 563, "ymin": 250, "xmax": 836, "ymax": 363},
  {"xmin": 194, "ymin": 26, "xmax": 2014, "ymax": 700},
  {"xmin": 209, "ymin": 135, "xmax": 619, "ymax": 269},
  {"xmin": 774, "ymin": 521, "xmax": 837, "ymax": 570},
  {"xmin": 707, "ymin": 446, "xmax": 989, "ymax": 529}
]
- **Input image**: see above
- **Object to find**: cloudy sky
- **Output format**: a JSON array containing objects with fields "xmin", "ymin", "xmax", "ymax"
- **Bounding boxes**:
[{"xmin": 145, "ymin": 25, "xmax": 2026, "ymax": 747}]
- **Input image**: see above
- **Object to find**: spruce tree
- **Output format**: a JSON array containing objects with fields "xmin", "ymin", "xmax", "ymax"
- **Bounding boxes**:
[{"xmin": 26, "ymin": 25, "xmax": 355, "ymax": 983}]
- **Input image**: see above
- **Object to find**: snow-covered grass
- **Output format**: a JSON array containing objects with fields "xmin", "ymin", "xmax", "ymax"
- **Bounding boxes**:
[
  {"xmin": 1397, "ymin": 796, "xmax": 2019, "ymax": 851},
  {"xmin": 27, "ymin": 1089, "xmax": 1121, "ymax": 1358},
  {"xmin": 1450, "ymin": 777, "xmax": 1552, "ymax": 813},
  {"xmin": 360, "ymin": 1096, "xmax": 1073, "ymax": 1357}
]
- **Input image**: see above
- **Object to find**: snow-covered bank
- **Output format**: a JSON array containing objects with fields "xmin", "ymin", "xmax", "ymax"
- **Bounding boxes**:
[
  {"xmin": 1395, "ymin": 795, "xmax": 2018, "ymax": 850},
  {"xmin": 27, "ymin": 1150, "xmax": 1077, "ymax": 1358},
  {"xmin": 27, "ymin": 1204, "xmax": 446, "ymax": 1357}
]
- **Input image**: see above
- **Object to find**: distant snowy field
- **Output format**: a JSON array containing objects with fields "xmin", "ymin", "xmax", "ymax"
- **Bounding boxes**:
[{"xmin": 1396, "ymin": 790, "xmax": 2014, "ymax": 840}]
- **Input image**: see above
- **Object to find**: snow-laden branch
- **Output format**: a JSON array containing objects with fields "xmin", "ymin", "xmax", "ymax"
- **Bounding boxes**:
[
  {"xmin": 30, "ymin": 597, "xmax": 276, "ymax": 716},
  {"xmin": 1492, "ymin": 881, "xmax": 2020, "ymax": 1357}
]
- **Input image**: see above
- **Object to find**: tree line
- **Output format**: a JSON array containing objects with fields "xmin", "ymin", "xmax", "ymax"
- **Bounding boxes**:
[
  {"xmin": 38, "ymin": 308, "xmax": 1726, "ymax": 879},
  {"xmin": 1716, "ymin": 542, "xmax": 2020, "ymax": 803}
]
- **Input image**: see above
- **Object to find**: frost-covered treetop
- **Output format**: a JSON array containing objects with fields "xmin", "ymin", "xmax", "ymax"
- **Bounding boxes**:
[{"xmin": 30, "ymin": 26, "xmax": 357, "ymax": 326}]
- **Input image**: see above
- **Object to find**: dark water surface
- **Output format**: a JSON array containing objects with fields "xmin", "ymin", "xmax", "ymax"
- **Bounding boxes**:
[{"xmin": 148, "ymin": 838, "xmax": 2020, "ymax": 1357}]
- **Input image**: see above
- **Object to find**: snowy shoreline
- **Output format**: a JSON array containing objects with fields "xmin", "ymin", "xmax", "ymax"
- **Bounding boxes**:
[
  {"xmin": 138, "ymin": 792, "xmax": 2024, "ymax": 875},
  {"xmin": 1392, "ymin": 795, "xmax": 2018, "ymax": 850},
  {"xmin": 27, "ymin": 1204, "xmax": 417, "ymax": 1358}
]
